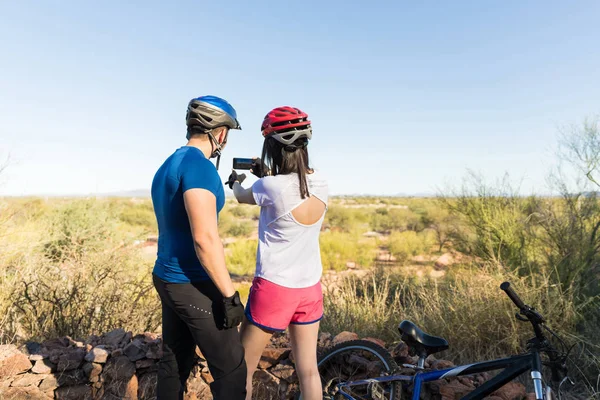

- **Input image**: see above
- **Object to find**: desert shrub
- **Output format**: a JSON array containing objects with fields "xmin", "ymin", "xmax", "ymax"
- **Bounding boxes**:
[
  {"xmin": 218, "ymin": 209, "xmax": 235, "ymax": 237},
  {"xmin": 420, "ymin": 203, "xmax": 458, "ymax": 252},
  {"xmin": 226, "ymin": 239, "xmax": 257, "ymax": 276},
  {"xmin": 118, "ymin": 201, "xmax": 157, "ymax": 231},
  {"xmin": 370, "ymin": 208, "xmax": 423, "ymax": 233},
  {"xmin": 10, "ymin": 249, "xmax": 159, "ymax": 340},
  {"xmin": 388, "ymin": 230, "xmax": 435, "ymax": 264},
  {"xmin": 320, "ymin": 232, "xmax": 378, "ymax": 271},
  {"xmin": 226, "ymin": 221, "xmax": 254, "ymax": 237},
  {"xmin": 1, "ymin": 199, "xmax": 161, "ymax": 342},
  {"xmin": 228, "ymin": 204, "xmax": 260, "ymax": 220},
  {"xmin": 43, "ymin": 200, "xmax": 121, "ymax": 262},
  {"xmin": 322, "ymin": 266, "xmax": 591, "ymax": 371}
]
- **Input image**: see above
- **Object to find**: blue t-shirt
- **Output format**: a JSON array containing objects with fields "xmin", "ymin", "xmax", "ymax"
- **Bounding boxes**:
[{"xmin": 151, "ymin": 146, "xmax": 225, "ymax": 283}]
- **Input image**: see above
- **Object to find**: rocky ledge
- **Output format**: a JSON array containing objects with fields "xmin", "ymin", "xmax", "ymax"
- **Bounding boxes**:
[{"xmin": 0, "ymin": 329, "xmax": 533, "ymax": 400}]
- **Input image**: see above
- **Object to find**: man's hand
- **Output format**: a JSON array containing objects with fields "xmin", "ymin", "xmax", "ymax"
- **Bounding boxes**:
[
  {"xmin": 225, "ymin": 170, "xmax": 246, "ymax": 189},
  {"xmin": 222, "ymin": 291, "xmax": 245, "ymax": 329}
]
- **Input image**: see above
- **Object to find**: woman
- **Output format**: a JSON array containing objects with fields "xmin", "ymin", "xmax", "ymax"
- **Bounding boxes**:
[{"xmin": 226, "ymin": 106, "xmax": 328, "ymax": 400}]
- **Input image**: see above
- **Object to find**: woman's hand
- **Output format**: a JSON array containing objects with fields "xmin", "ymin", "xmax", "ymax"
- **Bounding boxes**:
[
  {"xmin": 225, "ymin": 170, "xmax": 246, "ymax": 189},
  {"xmin": 250, "ymin": 158, "xmax": 269, "ymax": 178}
]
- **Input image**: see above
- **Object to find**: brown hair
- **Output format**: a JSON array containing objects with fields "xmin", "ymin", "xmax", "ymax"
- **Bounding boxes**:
[{"xmin": 260, "ymin": 137, "xmax": 311, "ymax": 198}]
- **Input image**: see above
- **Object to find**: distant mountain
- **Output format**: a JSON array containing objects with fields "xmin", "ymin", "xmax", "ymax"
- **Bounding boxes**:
[{"xmin": 98, "ymin": 189, "xmax": 151, "ymax": 198}]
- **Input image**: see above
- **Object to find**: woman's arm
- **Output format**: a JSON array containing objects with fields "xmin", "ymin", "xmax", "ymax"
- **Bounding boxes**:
[{"xmin": 233, "ymin": 182, "xmax": 256, "ymax": 205}]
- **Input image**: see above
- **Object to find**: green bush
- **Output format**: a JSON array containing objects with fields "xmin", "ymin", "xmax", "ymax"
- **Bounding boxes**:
[
  {"xmin": 43, "ymin": 200, "xmax": 120, "ymax": 262},
  {"xmin": 226, "ymin": 221, "xmax": 254, "ymax": 237},
  {"xmin": 322, "ymin": 266, "xmax": 584, "ymax": 366},
  {"xmin": 320, "ymin": 232, "xmax": 378, "ymax": 271},
  {"xmin": 226, "ymin": 240, "xmax": 257, "ymax": 276},
  {"xmin": 370, "ymin": 208, "xmax": 423, "ymax": 233},
  {"xmin": 1, "ymin": 198, "xmax": 160, "ymax": 342},
  {"xmin": 388, "ymin": 230, "xmax": 435, "ymax": 264},
  {"xmin": 118, "ymin": 202, "xmax": 157, "ymax": 231}
]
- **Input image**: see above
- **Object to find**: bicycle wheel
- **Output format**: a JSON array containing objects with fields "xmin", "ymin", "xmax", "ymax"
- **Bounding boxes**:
[{"xmin": 316, "ymin": 339, "xmax": 402, "ymax": 400}]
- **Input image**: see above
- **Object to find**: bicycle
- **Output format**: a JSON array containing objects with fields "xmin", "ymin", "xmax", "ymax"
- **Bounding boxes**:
[{"xmin": 312, "ymin": 282, "xmax": 574, "ymax": 400}]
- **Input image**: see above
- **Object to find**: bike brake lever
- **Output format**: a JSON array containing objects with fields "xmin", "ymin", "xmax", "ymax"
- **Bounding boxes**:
[{"xmin": 515, "ymin": 312, "xmax": 529, "ymax": 322}]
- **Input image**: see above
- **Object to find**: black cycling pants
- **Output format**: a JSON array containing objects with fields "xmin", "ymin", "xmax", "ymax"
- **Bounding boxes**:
[{"xmin": 152, "ymin": 275, "xmax": 247, "ymax": 400}]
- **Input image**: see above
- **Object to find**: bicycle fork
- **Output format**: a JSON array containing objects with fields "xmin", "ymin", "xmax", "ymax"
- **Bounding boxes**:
[{"xmin": 532, "ymin": 350, "xmax": 552, "ymax": 400}]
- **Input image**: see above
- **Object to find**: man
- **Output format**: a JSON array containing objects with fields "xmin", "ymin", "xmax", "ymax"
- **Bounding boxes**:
[{"xmin": 151, "ymin": 95, "xmax": 246, "ymax": 399}]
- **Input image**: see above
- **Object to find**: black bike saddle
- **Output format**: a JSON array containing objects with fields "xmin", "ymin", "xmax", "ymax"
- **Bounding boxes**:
[{"xmin": 398, "ymin": 320, "xmax": 449, "ymax": 356}]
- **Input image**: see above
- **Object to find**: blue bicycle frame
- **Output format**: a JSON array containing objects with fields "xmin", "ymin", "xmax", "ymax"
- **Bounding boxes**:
[{"xmin": 336, "ymin": 349, "xmax": 547, "ymax": 400}]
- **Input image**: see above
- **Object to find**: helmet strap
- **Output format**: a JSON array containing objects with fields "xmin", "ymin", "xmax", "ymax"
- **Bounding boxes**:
[{"xmin": 207, "ymin": 130, "xmax": 224, "ymax": 169}]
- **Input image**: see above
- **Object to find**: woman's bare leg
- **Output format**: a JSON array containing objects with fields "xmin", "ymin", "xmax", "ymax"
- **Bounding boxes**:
[
  {"xmin": 289, "ymin": 322, "xmax": 321, "ymax": 400},
  {"xmin": 240, "ymin": 317, "xmax": 274, "ymax": 400}
]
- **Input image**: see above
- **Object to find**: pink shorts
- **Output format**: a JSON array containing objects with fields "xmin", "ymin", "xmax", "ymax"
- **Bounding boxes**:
[{"xmin": 245, "ymin": 277, "xmax": 323, "ymax": 332}]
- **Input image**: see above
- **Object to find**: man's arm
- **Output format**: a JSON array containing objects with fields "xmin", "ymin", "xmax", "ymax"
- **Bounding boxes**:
[{"xmin": 183, "ymin": 188, "xmax": 235, "ymax": 297}]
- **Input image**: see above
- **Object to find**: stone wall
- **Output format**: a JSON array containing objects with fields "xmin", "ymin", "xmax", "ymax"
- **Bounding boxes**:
[{"xmin": 0, "ymin": 329, "xmax": 533, "ymax": 400}]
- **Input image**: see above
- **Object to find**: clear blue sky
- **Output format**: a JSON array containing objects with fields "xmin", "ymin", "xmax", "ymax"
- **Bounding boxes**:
[{"xmin": 1, "ymin": 1, "xmax": 599, "ymax": 196}]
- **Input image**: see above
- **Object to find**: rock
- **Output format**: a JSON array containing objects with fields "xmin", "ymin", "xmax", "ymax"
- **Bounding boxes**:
[
  {"xmin": 332, "ymin": 331, "xmax": 359, "ymax": 345},
  {"xmin": 363, "ymin": 337, "xmax": 386, "ymax": 348},
  {"xmin": 65, "ymin": 336, "xmax": 85, "ymax": 348},
  {"xmin": 41, "ymin": 338, "xmax": 68, "ymax": 353},
  {"xmin": 143, "ymin": 332, "xmax": 159, "ymax": 342},
  {"xmin": 9, "ymin": 373, "xmax": 44, "ymax": 387},
  {"xmin": 258, "ymin": 348, "xmax": 291, "ymax": 369},
  {"xmin": 0, "ymin": 387, "xmax": 48, "ymax": 400},
  {"xmin": 57, "ymin": 348, "xmax": 85, "ymax": 372},
  {"xmin": 104, "ymin": 374, "xmax": 138, "ymax": 399},
  {"xmin": 138, "ymin": 372, "xmax": 157, "ymax": 400},
  {"xmin": 56, "ymin": 369, "xmax": 86, "ymax": 387},
  {"xmin": 119, "ymin": 332, "xmax": 134, "ymax": 349},
  {"xmin": 392, "ymin": 342, "xmax": 409, "ymax": 359},
  {"xmin": 201, "ymin": 369, "xmax": 214, "ymax": 384},
  {"xmin": 439, "ymin": 379, "xmax": 473, "ymax": 399},
  {"xmin": 55, "ymin": 384, "xmax": 93, "ymax": 400},
  {"xmin": 431, "ymin": 359, "xmax": 455, "ymax": 370},
  {"xmin": 82, "ymin": 362, "xmax": 103, "ymax": 382},
  {"xmin": 85, "ymin": 346, "xmax": 109, "ymax": 364},
  {"xmin": 434, "ymin": 253, "xmax": 454, "ymax": 269},
  {"xmin": 185, "ymin": 375, "xmax": 212, "ymax": 399},
  {"xmin": 38, "ymin": 374, "xmax": 59, "ymax": 391},
  {"xmin": 124, "ymin": 339, "xmax": 147, "ymax": 362},
  {"xmin": 103, "ymin": 355, "xmax": 136, "ymax": 382},
  {"xmin": 0, "ymin": 345, "xmax": 32, "ymax": 379},
  {"xmin": 270, "ymin": 360, "xmax": 297, "ymax": 383},
  {"xmin": 111, "ymin": 348, "xmax": 124, "ymax": 358},
  {"xmin": 85, "ymin": 335, "xmax": 101, "ymax": 347},
  {"xmin": 21, "ymin": 342, "xmax": 43, "ymax": 358},
  {"xmin": 346, "ymin": 261, "xmax": 357, "ymax": 269},
  {"xmin": 0, "ymin": 378, "xmax": 12, "ymax": 390},
  {"xmin": 101, "ymin": 329, "xmax": 128, "ymax": 347},
  {"xmin": 28, "ymin": 354, "xmax": 44, "ymax": 362},
  {"xmin": 492, "ymin": 381, "xmax": 526, "ymax": 400},
  {"xmin": 252, "ymin": 370, "xmax": 280, "ymax": 400},
  {"xmin": 135, "ymin": 359, "xmax": 156, "ymax": 369},
  {"xmin": 318, "ymin": 332, "xmax": 332, "ymax": 347},
  {"xmin": 145, "ymin": 342, "xmax": 162, "ymax": 360}
]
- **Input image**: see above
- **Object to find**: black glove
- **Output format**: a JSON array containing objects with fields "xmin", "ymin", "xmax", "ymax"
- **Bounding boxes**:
[
  {"xmin": 224, "ymin": 170, "xmax": 246, "ymax": 189},
  {"xmin": 222, "ymin": 291, "xmax": 244, "ymax": 329},
  {"xmin": 250, "ymin": 158, "xmax": 269, "ymax": 178}
]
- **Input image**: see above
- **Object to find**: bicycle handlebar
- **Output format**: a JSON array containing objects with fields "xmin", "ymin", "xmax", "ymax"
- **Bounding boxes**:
[
  {"xmin": 500, "ymin": 282, "xmax": 527, "ymax": 310},
  {"xmin": 500, "ymin": 282, "xmax": 570, "ymax": 384}
]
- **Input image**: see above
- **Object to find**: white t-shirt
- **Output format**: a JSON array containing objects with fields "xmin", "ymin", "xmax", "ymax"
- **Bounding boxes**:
[{"xmin": 251, "ymin": 171, "xmax": 329, "ymax": 288}]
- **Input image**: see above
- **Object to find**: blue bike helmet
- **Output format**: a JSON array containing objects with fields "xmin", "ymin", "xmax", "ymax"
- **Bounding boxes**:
[{"xmin": 186, "ymin": 95, "xmax": 241, "ymax": 131}]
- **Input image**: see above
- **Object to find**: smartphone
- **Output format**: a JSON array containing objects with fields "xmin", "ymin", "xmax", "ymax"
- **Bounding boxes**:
[{"xmin": 233, "ymin": 157, "xmax": 254, "ymax": 170}]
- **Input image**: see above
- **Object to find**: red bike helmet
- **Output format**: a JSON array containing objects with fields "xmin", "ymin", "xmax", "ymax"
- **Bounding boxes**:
[{"xmin": 261, "ymin": 106, "xmax": 312, "ymax": 145}]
